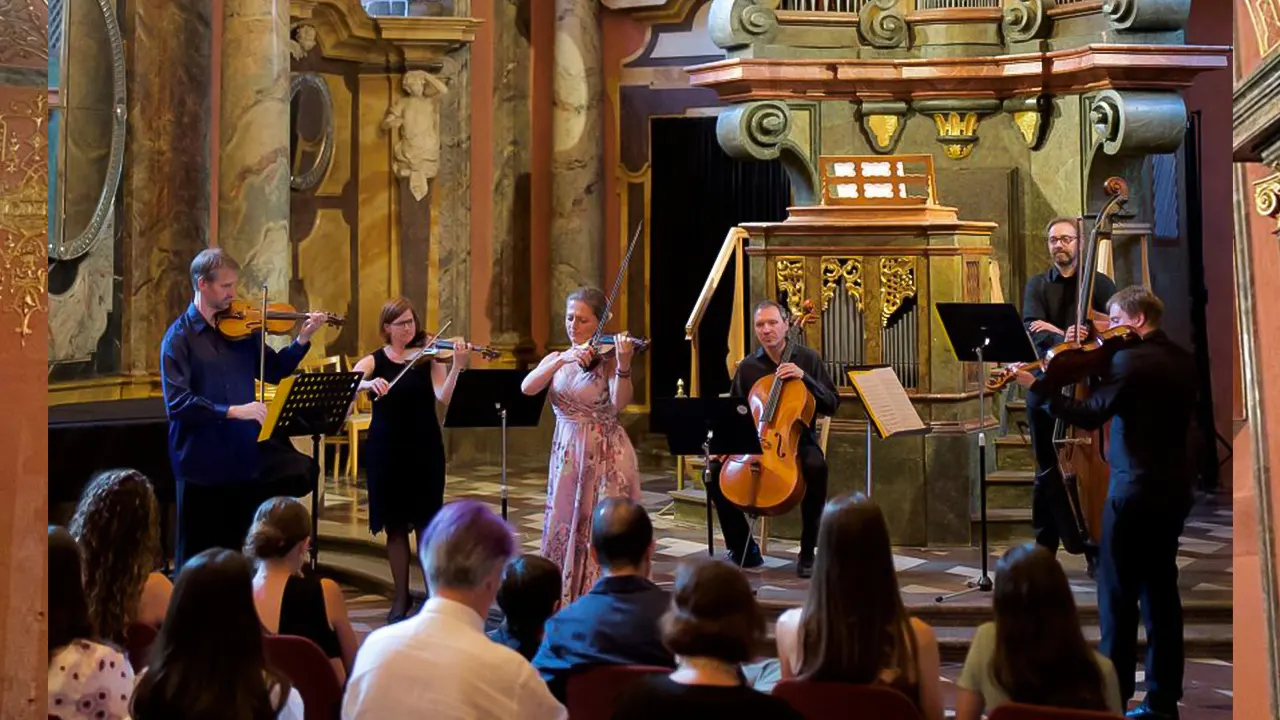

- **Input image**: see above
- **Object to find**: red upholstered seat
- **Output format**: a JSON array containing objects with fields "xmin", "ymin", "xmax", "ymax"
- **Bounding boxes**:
[
  {"xmin": 989, "ymin": 703, "xmax": 1124, "ymax": 719},
  {"xmin": 565, "ymin": 664, "xmax": 671, "ymax": 720},
  {"xmin": 772, "ymin": 679, "xmax": 924, "ymax": 720},
  {"xmin": 262, "ymin": 633, "xmax": 343, "ymax": 720},
  {"xmin": 124, "ymin": 622, "xmax": 158, "ymax": 673}
]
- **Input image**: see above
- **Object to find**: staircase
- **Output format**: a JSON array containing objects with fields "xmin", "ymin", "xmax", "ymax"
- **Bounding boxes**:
[{"xmin": 978, "ymin": 396, "xmax": 1036, "ymax": 543}]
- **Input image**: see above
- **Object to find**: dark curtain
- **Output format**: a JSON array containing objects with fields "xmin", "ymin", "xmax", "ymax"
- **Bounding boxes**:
[{"xmin": 648, "ymin": 117, "xmax": 790, "ymax": 432}]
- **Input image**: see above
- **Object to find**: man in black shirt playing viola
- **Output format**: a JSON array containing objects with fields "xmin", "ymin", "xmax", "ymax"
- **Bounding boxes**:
[
  {"xmin": 704, "ymin": 300, "xmax": 840, "ymax": 578},
  {"xmin": 1020, "ymin": 217, "xmax": 1116, "ymax": 557}
]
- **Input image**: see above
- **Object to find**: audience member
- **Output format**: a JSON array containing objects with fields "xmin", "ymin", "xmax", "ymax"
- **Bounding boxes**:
[
  {"xmin": 775, "ymin": 493, "xmax": 943, "ymax": 720},
  {"xmin": 956, "ymin": 543, "xmax": 1122, "ymax": 719},
  {"xmin": 489, "ymin": 553, "xmax": 562, "ymax": 660},
  {"xmin": 245, "ymin": 497, "xmax": 360, "ymax": 685},
  {"xmin": 131, "ymin": 549, "xmax": 304, "ymax": 720},
  {"xmin": 533, "ymin": 497, "xmax": 676, "ymax": 701},
  {"xmin": 613, "ymin": 557, "xmax": 801, "ymax": 720},
  {"xmin": 342, "ymin": 500, "xmax": 565, "ymax": 720},
  {"xmin": 48, "ymin": 526, "xmax": 136, "ymax": 720},
  {"xmin": 69, "ymin": 469, "xmax": 172, "ymax": 645}
]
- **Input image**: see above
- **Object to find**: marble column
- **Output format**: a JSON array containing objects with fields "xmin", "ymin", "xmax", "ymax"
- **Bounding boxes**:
[
  {"xmin": 219, "ymin": 0, "xmax": 291, "ymax": 300},
  {"xmin": 550, "ymin": 0, "xmax": 604, "ymax": 341},
  {"xmin": 119, "ymin": 0, "xmax": 212, "ymax": 374}
]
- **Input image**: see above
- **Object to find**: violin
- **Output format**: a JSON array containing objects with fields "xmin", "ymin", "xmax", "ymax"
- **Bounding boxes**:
[
  {"xmin": 216, "ymin": 298, "xmax": 344, "ymax": 340},
  {"xmin": 408, "ymin": 330, "xmax": 501, "ymax": 360},
  {"xmin": 578, "ymin": 334, "xmax": 651, "ymax": 357},
  {"xmin": 720, "ymin": 300, "xmax": 818, "ymax": 517},
  {"xmin": 583, "ymin": 223, "xmax": 649, "ymax": 370},
  {"xmin": 987, "ymin": 323, "xmax": 1140, "ymax": 392}
]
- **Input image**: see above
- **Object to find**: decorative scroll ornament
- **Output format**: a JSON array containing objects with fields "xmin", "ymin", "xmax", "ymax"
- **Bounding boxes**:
[
  {"xmin": 775, "ymin": 257, "xmax": 806, "ymax": 318},
  {"xmin": 820, "ymin": 258, "xmax": 863, "ymax": 312},
  {"xmin": 708, "ymin": 0, "xmax": 779, "ymax": 50},
  {"xmin": 1102, "ymin": 0, "xmax": 1191, "ymax": 31},
  {"xmin": 1089, "ymin": 90, "xmax": 1187, "ymax": 156},
  {"xmin": 716, "ymin": 100, "xmax": 791, "ymax": 161},
  {"xmin": 382, "ymin": 70, "xmax": 449, "ymax": 202},
  {"xmin": 1002, "ymin": 0, "xmax": 1048, "ymax": 42},
  {"xmin": 879, "ymin": 257, "xmax": 916, "ymax": 326},
  {"xmin": 858, "ymin": 0, "xmax": 907, "ymax": 49},
  {"xmin": 1256, "ymin": 173, "xmax": 1280, "ymax": 235},
  {"xmin": 0, "ymin": 93, "xmax": 51, "ymax": 344}
]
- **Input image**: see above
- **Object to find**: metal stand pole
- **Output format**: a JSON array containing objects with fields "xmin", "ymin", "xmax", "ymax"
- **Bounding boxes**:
[
  {"xmin": 500, "ymin": 406, "xmax": 509, "ymax": 521},
  {"xmin": 937, "ymin": 341, "xmax": 994, "ymax": 602},
  {"xmin": 309, "ymin": 433, "xmax": 321, "ymax": 572},
  {"xmin": 704, "ymin": 431, "xmax": 715, "ymax": 556},
  {"xmin": 865, "ymin": 421, "xmax": 873, "ymax": 497}
]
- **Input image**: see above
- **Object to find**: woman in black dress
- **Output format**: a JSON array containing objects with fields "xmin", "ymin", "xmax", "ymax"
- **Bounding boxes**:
[{"xmin": 353, "ymin": 297, "xmax": 471, "ymax": 621}]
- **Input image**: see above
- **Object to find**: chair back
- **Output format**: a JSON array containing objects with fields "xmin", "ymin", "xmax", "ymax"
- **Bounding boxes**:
[
  {"xmin": 124, "ymin": 622, "xmax": 158, "ymax": 673},
  {"xmin": 565, "ymin": 664, "xmax": 670, "ymax": 719},
  {"xmin": 989, "ymin": 704, "xmax": 1124, "ymax": 720},
  {"xmin": 772, "ymin": 680, "xmax": 923, "ymax": 720},
  {"xmin": 263, "ymin": 633, "xmax": 343, "ymax": 720}
]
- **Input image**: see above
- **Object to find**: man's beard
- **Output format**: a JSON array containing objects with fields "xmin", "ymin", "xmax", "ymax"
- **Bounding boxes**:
[{"xmin": 1053, "ymin": 251, "xmax": 1075, "ymax": 269}]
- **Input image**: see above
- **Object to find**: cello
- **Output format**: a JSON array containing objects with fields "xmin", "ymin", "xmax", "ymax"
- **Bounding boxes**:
[
  {"xmin": 720, "ymin": 301, "xmax": 818, "ymax": 517},
  {"xmin": 1044, "ymin": 177, "xmax": 1135, "ymax": 552}
]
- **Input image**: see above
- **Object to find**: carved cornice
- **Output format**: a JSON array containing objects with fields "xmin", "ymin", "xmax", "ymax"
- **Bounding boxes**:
[
  {"xmin": 685, "ymin": 43, "xmax": 1230, "ymax": 102},
  {"xmin": 290, "ymin": 0, "xmax": 480, "ymax": 68},
  {"xmin": 1233, "ymin": 52, "xmax": 1280, "ymax": 164},
  {"xmin": 603, "ymin": 0, "xmax": 701, "ymax": 24}
]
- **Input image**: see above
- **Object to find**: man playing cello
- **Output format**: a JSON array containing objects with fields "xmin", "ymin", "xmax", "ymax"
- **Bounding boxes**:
[
  {"xmin": 1015, "ymin": 286, "xmax": 1194, "ymax": 720},
  {"xmin": 161, "ymin": 248, "xmax": 328, "ymax": 570},
  {"xmin": 704, "ymin": 300, "xmax": 840, "ymax": 578}
]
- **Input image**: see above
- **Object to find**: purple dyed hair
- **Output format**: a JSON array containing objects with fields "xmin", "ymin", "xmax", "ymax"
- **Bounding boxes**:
[{"xmin": 419, "ymin": 500, "xmax": 516, "ymax": 592}]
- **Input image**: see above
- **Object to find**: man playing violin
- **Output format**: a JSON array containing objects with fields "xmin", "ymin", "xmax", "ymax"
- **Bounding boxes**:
[
  {"xmin": 161, "ymin": 248, "xmax": 328, "ymax": 570},
  {"xmin": 705, "ymin": 300, "xmax": 840, "ymax": 578},
  {"xmin": 1021, "ymin": 217, "xmax": 1117, "ymax": 557},
  {"xmin": 1015, "ymin": 286, "xmax": 1195, "ymax": 720}
]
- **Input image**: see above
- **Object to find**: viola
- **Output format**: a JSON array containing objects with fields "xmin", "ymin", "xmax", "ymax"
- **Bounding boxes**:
[
  {"xmin": 215, "ymin": 298, "xmax": 344, "ymax": 340},
  {"xmin": 719, "ymin": 300, "xmax": 818, "ymax": 517}
]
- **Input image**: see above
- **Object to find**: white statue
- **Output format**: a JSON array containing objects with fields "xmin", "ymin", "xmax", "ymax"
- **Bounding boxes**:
[
  {"xmin": 289, "ymin": 24, "xmax": 317, "ymax": 60},
  {"xmin": 382, "ymin": 70, "xmax": 448, "ymax": 202}
]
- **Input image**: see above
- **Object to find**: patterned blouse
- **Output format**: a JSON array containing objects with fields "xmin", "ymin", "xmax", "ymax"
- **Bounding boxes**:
[{"xmin": 48, "ymin": 640, "xmax": 135, "ymax": 720}]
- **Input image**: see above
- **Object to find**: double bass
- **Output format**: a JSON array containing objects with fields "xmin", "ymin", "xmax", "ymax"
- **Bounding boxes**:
[{"xmin": 720, "ymin": 301, "xmax": 818, "ymax": 517}]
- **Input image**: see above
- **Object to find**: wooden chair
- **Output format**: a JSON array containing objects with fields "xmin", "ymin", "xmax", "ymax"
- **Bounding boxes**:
[
  {"xmin": 989, "ymin": 704, "xmax": 1124, "ymax": 719},
  {"xmin": 263, "ymin": 633, "xmax": 343, "ymax": 720},
  {"xmin": 772, "ymin": 680, "xmax": 923, "ymax": 720},
  {"xmin": 564, "ymin": 664, "xmax": 670, "ymax": 720},
  {"xmin": 757, "ymin": 415, "xmax": 830, "ymax": 554}
]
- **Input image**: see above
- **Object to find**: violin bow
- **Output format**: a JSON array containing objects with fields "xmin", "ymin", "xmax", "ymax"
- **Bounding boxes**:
[
  {"xmin": 377, "ymin": 318, "xmax": 452, "ymax": 401},
  {"xmin": 259, "ymin": 283, "xmax": 268, "ymax": 404},
  {"xmin": 584, "ymin": 222, "xmax": 643, "ymax": 369}
]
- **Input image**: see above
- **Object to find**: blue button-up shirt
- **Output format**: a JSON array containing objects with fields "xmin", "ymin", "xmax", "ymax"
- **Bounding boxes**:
[{"xmin": 160, "ymin": 303, "xmax": 310, "ymax": 486}]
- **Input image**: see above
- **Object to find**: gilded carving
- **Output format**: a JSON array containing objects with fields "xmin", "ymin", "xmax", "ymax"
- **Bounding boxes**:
[
  {"xmin": 1256, "ymin": 172, "xmax": 1280, "ymax": 235},
  {"xmin": 932, "ymin": 112, "xmax": 981, "ymax": 160},
  {"xmin": 0, "ymin": 93, "xmax": 50, "ymax": 344},
  {"xmin": 863, "ymin": 115, "xmax": 903, "ymax": 154},
  {"xmin": 775, "ymin": 257, "xmax": 806, "ymax": 318},
  {"xmin": 820, "ymin": 258, "xmax": 863, "ymax": 313},
  {"xmin": 382, "ymin": 70, "xmax": 448, "ymax": 202},
  {"xmin": 879, "ymin": 257, "xmax": 916, "ymax": 326},
  {"xmin": 0, "ymin": 0, "xmax": 48, "ymax": 65},
  {"xmin": 1244, "ymin": 0, "xmax": 1280, "ymax": 56}
]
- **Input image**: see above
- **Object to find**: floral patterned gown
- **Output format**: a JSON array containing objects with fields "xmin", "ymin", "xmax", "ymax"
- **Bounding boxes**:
[{"xmin": 540, "ymin": 356, "xmax": 642, "ymax": 604}]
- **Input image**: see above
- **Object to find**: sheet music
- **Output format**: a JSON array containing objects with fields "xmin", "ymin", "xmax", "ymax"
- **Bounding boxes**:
[{"xmin": 847, "ymin": 367, "xmax": 926, "ymax": 438}]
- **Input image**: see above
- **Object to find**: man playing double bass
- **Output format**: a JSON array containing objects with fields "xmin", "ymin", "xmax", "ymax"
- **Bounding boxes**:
[
  {"xmin": 704, "ymin": 300, "xmax": 840, "ymax": 578},
  {"xmin": 1020, "ymin": 217, "xmax": 1116, "ymax": 559},
  {"xmin": 1016, "ymin": 286, "xmax": 1194, "ymax": 720},
  {"xmin": 161, "ymin": 248, "xmax": 328, "ymax": 570}
]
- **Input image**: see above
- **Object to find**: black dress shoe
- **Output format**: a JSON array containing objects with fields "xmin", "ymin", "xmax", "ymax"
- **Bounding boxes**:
[
  {"xmin": 797, "ymin": 557, "xmax": 814, "ymax": 579},
  {"xmin": 1126, "ymin": 703, "xmax": 1179, "ymax": 719},
  {"xmin": 727, "ymin": 547, "xmax": 765, "ymax": 569}
]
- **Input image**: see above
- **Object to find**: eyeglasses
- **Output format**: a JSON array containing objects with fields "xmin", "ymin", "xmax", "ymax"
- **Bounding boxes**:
[
  {"xmin": 1048, "ymin": 235, "xmax": 1077, "ymax": 245},
  {"xmin": 390, "ymin": 319, "xmax": 415, "ymax": 328}
]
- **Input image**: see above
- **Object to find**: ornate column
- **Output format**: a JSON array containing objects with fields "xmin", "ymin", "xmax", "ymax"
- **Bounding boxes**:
[
  {"xmin": 550, "ymin": 0, "xmax": 604, "ymax": 340},
  {"xmin": 219, "ymin": 0, "xmax": 290, "ymax": 297},
  {"xmin": 121, "ymin": 0, "xmax": 212, "ymax": 374}
]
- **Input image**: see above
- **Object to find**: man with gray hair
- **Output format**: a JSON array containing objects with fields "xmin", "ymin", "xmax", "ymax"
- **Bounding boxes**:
[{"xmin": 343, "ymin": 500, "xmax": 566, "ymax": 719}]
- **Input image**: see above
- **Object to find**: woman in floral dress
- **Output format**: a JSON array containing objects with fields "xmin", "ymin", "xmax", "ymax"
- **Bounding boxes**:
[{"xmin": 522, "ymin": 287, "xmax": 642, "ymax": 603}]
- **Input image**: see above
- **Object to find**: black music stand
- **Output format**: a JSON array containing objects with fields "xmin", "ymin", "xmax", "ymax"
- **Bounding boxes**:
[
  {"xmin": 653, "ymin": 396, "xmax": 762, "ymax": 558},
  {"xmin": 444, "ymin": 370, "xmax": 548, "ymax": 521},
  {"xmin": 259, "ymin": 370, "xmax": 364, "ymax": 571},
  {"xmin": 935, "ymin": 303, "xmax": 1038, "ymax": 601}
]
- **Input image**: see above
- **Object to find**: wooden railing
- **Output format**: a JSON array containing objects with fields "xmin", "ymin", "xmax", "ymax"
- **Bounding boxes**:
[{"xmin": 685, "ymin": 227, "xmax": 750, "ymax": 400}]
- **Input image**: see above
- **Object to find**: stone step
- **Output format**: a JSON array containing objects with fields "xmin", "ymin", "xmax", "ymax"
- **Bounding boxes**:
[
  {"xmin": 971, "ymin": 507, "xmax": 1034, "ymax": 543},
  {"xmin": 671, "ymin": 487, "xmax": 710, "ymax": 526},
  {"xmin": 984, "ymin": 469, "xmax": 1034, "ymax": 509},
  {"xmin": 993, "ymin": 434, "xmax": 1035, "ymax": 472}
]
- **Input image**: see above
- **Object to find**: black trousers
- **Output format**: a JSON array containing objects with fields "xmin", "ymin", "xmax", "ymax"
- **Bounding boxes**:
[
  {"xmin": 175, "ymin": 438, "xmax": 317, "ymax": 570},
  {"xmin": 1098, "ymin": 493, "xmax": 1189, "ymax": 711},
  {"xmin": 1027, "ymin": 403, "xmax": 1063, "ymax": 552},
  {"xmin": 705, "ymin": 442, "xmax": 828, "ymax": 561}
]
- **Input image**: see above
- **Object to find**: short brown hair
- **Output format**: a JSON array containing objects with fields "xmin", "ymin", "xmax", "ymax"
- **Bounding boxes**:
[
  {"xmin": 244, "ymin": 497, "xmax": 310, "ymax": 561},
  {"xmin": 753, "ymin": 299, "xmax": 789, "ymax": 321},
  {"xmin": 660, "ymin": 557, "xmax": 763, "ymax": 664},
  {"xmin": 566, "ymin": 287, "xmax": 609, "ymax": 322},
  {"xmin": 379, "ymin": 297, "xmax": 421, "ymax": 342},
  {"xmin": 1044, "ymin": 217, "xmax": 1079, "ymax": 239},
  {"xmin": 1107, "ymin": 285, "xmax": 1163, "ymax": 328},
  {"xmin": 190, "ymin": 248, "xmax": 240, "ymax": 290}
]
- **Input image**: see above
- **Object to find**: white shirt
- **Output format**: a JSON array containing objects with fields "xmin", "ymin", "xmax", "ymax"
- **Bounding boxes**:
[{"xmin": 342, "ymin": 597, "xmax": 566, "ymax": 720}]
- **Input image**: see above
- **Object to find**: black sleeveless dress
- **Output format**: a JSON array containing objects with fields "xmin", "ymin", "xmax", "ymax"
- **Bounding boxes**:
[{"xmin": 364, "ymin": 348, "xmax": 447, "ymax": 535}]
